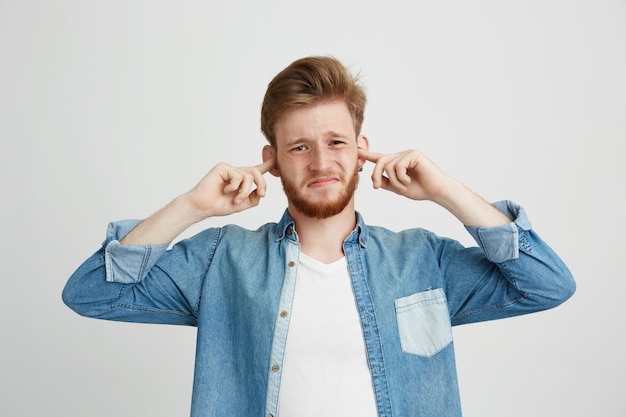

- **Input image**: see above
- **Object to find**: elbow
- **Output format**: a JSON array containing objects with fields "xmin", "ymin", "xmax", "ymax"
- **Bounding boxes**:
[
  {"xmin": 61, "ymin": 263, "xmax": 115, "ymax": 319},
  {"xmin": 557, "ymin": 269, "xmax": 576, "ymax": 304},
  {"xmin": 553, "ymin": 259, "xmax": 576, "ymax": 301},
  {"xmin": 61, "ymin": 282, "xmax": 115, "ymax": 320},
  {"xmin": 61, "ymin": 284, "xmax": 73, "ymax": 310},
  {"xmin": 61, "ymin": 278, "xmax": 77, "ymax": 311},
  {"xmin": 540, "ymin": 267, "xmax": 576, "ymax": 310},
  {"xmin": 518, "ymin": 262, "xmax": 576, "ymax": 313},
  {"xmin": 61, "ymin": 280, "xmax": 93, "ymax": 318}
]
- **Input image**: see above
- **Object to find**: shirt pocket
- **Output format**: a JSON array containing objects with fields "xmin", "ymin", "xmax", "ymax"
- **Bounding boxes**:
[{"xmin": 394, "ymin": 288, "xmax": 453, "ymax": 358}]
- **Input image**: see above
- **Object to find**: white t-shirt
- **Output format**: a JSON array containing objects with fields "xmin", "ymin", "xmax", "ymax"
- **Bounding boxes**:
[{"xmin": 277, "ymin": 252, "xmax": 378, "ymax": 417}]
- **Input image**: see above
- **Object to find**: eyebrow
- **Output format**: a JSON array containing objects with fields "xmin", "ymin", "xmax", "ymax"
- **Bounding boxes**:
[
  {"xmin": 285, "ymin": 131, "xmax": 351, "ymax": 146},
  {"xmin": 328, "ymin": 130, "xmax": 351, "ymax": 139}
]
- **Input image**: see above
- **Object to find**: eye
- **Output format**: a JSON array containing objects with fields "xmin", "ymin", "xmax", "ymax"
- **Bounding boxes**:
[
  {"xmin": 330, "ymin": 140, "xmax": 347, "ymax": 147},
  {"xmin": 291, "ymin": 145, "xmax": 306, "ymax": 152}
]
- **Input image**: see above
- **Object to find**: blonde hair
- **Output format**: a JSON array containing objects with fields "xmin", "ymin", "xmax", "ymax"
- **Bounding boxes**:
[{"xmin": 261, "ymin": 56, "xmax": 366, "ymax": 147}]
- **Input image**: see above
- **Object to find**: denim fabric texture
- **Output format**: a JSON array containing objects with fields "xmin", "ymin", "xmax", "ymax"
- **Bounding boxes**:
[{"xmin": 63, "ymin": 201, "xmax": 575, "ymax": 417}]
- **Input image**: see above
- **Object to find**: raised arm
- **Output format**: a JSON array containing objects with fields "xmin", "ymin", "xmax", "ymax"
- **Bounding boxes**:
[
  {"xmin": 121, "ymin": 157, "xmax": 276, "ymax": 245},
  {"xmin": 359, "ymin": 147, "xmax": 575, "ymax": 321},
  {"xmin": 359, "ymin": 148, "xmax": 510, "ymax": 227},
  {"xmin": 62, "ymin": 157, "xmax": 276, "ymax": 324}
]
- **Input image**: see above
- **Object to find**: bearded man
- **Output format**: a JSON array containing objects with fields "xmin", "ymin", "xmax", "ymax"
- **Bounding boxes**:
[{"xmin": 63, "ymin": 56, "xmax": 575, "ymax": 417}]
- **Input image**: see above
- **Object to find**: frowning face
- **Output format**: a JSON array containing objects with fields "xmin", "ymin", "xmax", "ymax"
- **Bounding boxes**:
[{"xmin": 266, "ymin": 100, "xmax": 367, "ymax": 219}]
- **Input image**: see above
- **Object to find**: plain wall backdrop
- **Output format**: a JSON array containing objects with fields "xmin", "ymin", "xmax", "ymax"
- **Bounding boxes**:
[{"xmin": 1, "ymin": 1, "xmax": 625, "ymax": 416}]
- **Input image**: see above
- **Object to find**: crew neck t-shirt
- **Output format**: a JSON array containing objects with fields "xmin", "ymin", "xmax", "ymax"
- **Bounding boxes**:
[{"xmin": 277, "ymin": 252, "xmax": 378, "ymax": 417}]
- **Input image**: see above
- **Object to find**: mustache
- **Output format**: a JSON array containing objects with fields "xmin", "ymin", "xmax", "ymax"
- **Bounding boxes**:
[{"xmin": 274, "ymin": 162, "xmax": 360, "ymax": 182}]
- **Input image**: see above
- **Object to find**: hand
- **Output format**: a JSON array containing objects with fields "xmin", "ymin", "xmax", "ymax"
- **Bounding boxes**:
[
  {"xmin": 120, "ymin": 157, "xmax": 277, "ymax": 246},
  {"xmin": 358, "ymin": 148, "xmax": 512, "ymax": 226},
  {"xmin": 358, "ymin": 148, "xmax": 452, "ymax": 203},
  {"xmin": 186, "ymin": 157, "xmax": 276, "ymax": 220}
]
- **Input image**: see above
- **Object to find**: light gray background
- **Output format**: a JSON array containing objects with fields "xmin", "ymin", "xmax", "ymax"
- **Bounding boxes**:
[{"xmin": 2, "ymin": 1, "xmax": 624, "ymax": 416}]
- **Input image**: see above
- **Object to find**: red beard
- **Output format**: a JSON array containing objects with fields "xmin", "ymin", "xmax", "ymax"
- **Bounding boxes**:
[{"xmin": 281, "ymin": 165, "xmax": 360, "ymax": 219}]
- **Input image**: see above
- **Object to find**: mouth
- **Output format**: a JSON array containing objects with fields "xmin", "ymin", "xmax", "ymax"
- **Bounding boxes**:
[{"xmin": 307, "ymin": 176, "xmax": 341, "ymax": 188}]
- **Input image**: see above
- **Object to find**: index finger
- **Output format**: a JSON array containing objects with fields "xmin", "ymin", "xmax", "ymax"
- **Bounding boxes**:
[
  {"xmin": 255, "ymin": 157, "xmax": 276, "ymax": 174},
  {"xmin": 358, "ymin": 148, "xmax": 384, "ymax": 163}
]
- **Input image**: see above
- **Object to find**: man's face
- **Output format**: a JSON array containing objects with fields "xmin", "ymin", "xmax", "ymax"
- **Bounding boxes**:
[{"xmin": 267, "ymin": 100, "xmax": 367, "ymax": 219}]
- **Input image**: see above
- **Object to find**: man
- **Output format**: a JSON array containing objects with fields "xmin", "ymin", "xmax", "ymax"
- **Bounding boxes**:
[{"xmin": 63, "ymin": 56, "xmax": 575, "ymax": 417}]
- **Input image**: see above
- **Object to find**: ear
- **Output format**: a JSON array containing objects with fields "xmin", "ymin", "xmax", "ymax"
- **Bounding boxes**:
[
  {"xmin": 262, "ymin": 145, "xmax": 280, "ymax": 177},
  {"xmin": 357, "ymin": 135, "xmax": 369, "ymax": 168}
]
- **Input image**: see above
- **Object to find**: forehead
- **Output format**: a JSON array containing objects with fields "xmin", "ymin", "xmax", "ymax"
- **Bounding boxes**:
[{"xmin": 274, "ymin": 100, "xmax": 355, "ymax": 146}]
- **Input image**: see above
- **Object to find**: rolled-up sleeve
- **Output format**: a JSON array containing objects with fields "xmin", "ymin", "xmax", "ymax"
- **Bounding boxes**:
[
  {"xmin": 464, "ymin": 200, "xmax": 532, "ymax": 263},
  {"xmin": 445, "ymin": 200, "xmax": 575, "ymax": 325},
  {"xmin": 62, "ymin": 220, "xmax": 216, "ymax": 325},
  {"xmin": 103, "ymin": 220, "xmax": 169, "ymax": 284}
]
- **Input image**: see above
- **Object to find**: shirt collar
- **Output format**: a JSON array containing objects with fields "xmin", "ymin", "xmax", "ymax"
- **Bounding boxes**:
[{"xmin": 274, "ymin": 209, "xmax": 369, "ymax": 248}]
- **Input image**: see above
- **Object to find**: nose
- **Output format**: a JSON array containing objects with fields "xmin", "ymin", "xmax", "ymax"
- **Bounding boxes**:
[{"xmin": 309, "ymin": 146, "xmax": 332, "ymax": 171}]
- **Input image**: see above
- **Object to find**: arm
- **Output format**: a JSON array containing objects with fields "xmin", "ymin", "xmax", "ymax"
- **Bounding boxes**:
[
  {"xmin": 359, "ymin": 148, "xmax": 510, "ymax": 227},
  {"xmin": 62, "ymin": 221, "xmax": 224, "ymax": 325},
  {"xmin": 359, "ymin": 148, "xmax": 575, "ymax": 320},
  {"xmin": 441, "ymin": 201, "xmax": 575, "ymax": 324},
  {"xmin": 62, "ymin": 158, "xmax": 276, "ymax": 323},
  {"xmin": 121, "ymin": 158, "xmax": 275, "ymax": 245}
]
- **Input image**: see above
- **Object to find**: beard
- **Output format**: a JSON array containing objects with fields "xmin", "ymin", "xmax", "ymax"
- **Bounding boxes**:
[{"xmin": 280, "ymin": 164, "xmax": 360, "ymax": 219}]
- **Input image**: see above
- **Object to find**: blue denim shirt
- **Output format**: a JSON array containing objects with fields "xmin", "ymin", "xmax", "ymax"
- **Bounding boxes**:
[{"xmin": 62, "ymin": 201, "xmax": 575, "ymax": 417}]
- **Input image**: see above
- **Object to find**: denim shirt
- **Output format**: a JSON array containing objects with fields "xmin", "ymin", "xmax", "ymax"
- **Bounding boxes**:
[{"xmin": 62, "ymin": 201, "xmax": 575, "ymax": 417}]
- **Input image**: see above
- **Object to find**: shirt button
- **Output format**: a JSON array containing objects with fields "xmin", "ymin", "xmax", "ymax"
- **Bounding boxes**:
[
  {"xmin": 286, "ymin": 229, "xmax": 292, "ymax": 236},
  {"xmin": 271, "ymin": 364, "xmax": 280, "ymax": 372},
  {"xmin": 280, "ymin": 311, "xmax": 288, "ymax": 318},
  {"xmin": 288, "ymin": 261, "xmax": 295, "ymax": 267}
]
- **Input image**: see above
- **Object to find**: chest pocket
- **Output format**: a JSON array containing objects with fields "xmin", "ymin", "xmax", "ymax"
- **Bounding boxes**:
[{"xmin": 394, "ymin": 288, "xmax": 453, "ymax": 358}]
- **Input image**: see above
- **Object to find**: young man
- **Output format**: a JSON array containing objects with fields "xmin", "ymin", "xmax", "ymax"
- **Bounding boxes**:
[{"xmin": 63, "ymin": 56, "xmax": 575, "ymax": 417}]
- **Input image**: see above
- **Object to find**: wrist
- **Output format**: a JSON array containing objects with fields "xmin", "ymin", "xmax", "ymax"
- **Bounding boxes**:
[
  {"xmin": 433, "ymin": 181, "xmax": 510, "ymax": 227},
  {"xmin": 175, "ymin": 192, "xmax": 209, "ymax": 226},
  {"xmin": 431, "ymin": 178, "xmax": 465, "ymax": 209}
]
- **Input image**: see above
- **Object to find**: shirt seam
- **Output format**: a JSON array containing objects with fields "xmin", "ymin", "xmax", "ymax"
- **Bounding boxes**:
[{"xmin": 194, "ymin": 227, "xmax": 222, "ymax": 315}]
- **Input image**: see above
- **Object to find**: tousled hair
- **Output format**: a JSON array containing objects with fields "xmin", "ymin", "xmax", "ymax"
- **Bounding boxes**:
[{"xmin": 261, "ymin": 56, "xmax": 367, "ymax": 147}]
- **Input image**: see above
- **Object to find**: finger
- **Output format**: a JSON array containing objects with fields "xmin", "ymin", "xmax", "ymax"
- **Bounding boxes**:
[
  {"xmin": 370, "ymin": 154, "xmax": 393, "ymax": 189},
  {"xmin": 394, "ymin": 161, "xmax": 413, "ymax": 185},
  {"xmin": 222, "ymin": 170, "xmax": 243, "ymax": 194},
  {"xmin": 234, "ymin": 174, "xmax": 255, "ymax": 205},
  {"xmin": 234, "ymin": 186, "xmax": 265, "ymax": 212},
  {"xmin": 383, "ymin": 160, "xmax": 408, "ymax": 193},
  {"xmin": 390, "ymin": 153, "xmax": 414, "ymax": 186},
  {"xmin": 378, "ymin": 174, "xmax": 410, "ymax": 197},
  {"xmin": 247, "ymin": 188, "xmax": 262, "ymax": 207},
  {"xmin": 250, "ymin": 166, "xmax": 268, "ymax": 198},
  {"xmin": 358, "ymin": 148, "xmax": 384, "ymax": 163},
  {"xmin": 255, "ymin": 157, "xmax": 276, "ymax": 174},
  {"xmin": 378, "ymin": 176, "xmax": 393, "ymax": 192}
]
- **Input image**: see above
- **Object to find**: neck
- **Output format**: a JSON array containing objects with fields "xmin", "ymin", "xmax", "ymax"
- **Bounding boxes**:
[{"xmin": 288, "ymin": 200, "xmax": 357, "ymax": 264}]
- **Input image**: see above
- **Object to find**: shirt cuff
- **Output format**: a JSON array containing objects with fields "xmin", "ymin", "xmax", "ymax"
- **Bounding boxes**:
[
  {"xmin": 103, "ymin": 220, "xmax": 169, "ymax": 283},
  {"xmin": 464, "ymin": 201, "xmax": 532, "ymax": 263}
]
